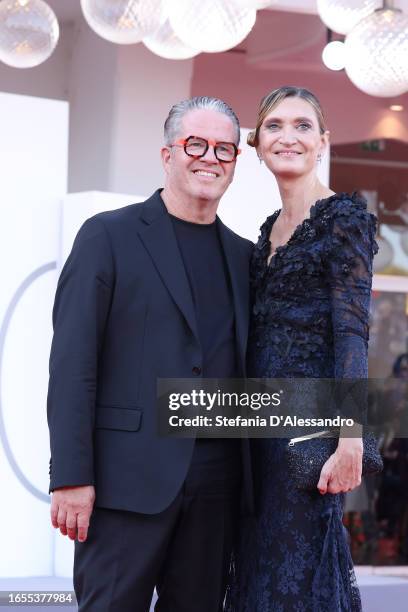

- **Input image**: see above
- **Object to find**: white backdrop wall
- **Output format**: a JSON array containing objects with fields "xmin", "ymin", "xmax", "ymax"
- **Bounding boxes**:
[
  {"xmin": 0, "ymin": 92, "xmax": 68, "ymax": 576},
  {"xmin": 67, "ymin": 24, "xmax": 194, "ymax": 196},
  {"xmin": 109, "ymin": 44, "xmax": 194, "ymax": 198},
  {"xmin": 67, "ymin": 23, "xmax": 119, "ymax": 194},
  {"xmin": 0, "ymin": 92, "xmax": 146, "ymax": 579}
]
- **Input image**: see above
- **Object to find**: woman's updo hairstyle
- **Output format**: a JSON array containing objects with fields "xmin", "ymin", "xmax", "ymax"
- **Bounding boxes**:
[{"xmin": 247, "ymin": 86, "xmax": 327, "ymax": 148}]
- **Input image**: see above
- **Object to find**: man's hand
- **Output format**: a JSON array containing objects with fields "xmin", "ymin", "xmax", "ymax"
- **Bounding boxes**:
[
  {"xmin": 50, "ymin": 485, "xmax": 95, "ymax": 542},
  {"xmin": 317, "ymin": 438, "xmax": 363, "ymax": 495}
]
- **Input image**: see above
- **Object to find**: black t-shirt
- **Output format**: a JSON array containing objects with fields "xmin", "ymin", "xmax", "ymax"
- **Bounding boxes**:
[
  {"xmin": 169, "ymin": 213, "xmax": 237, "ymax": 378},
  {"xmin": 170, "ymin": 213, "xmax": 241, "ymax": 462}
]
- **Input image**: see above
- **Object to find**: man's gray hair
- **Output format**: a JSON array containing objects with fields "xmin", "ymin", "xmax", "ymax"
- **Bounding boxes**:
[{"xmin": 164, "ymin": 96, "xmax": 240, "ymax": 146}]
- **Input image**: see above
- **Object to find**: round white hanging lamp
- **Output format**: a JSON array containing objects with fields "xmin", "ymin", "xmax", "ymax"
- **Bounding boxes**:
[
  {"xmin": 143, "ymin": 18, "xmax": 200, "ymax": 60},
  {"xmin": 167, "ymin": 0, "xmax": 256, "ymax": 53},
  {"xmin": 80, "ymin": 0, "xmax": 165, "ymax": 45},
  {"xmin": 322, "ymin": 40, "xmax": 347, "ymax": 70},
  {"xmin": 0, "ymin": 0, "xmax": 59, "ymax": 68},
  {"xmin": 317, "ymin": 0, "xmax": 381, "ymax": 36},
  {"xmin": 344, "ymin": 0, "xmax": 408, "ymax": 97},
  {"xmin": 233, "ymin": 0, "xmax": 276, "ymax": 8}
]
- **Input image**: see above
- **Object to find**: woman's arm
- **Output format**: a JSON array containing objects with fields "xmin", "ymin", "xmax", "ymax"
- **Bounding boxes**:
[{"xmin": 318, "ymin": 196, "xmax": 377, "ymax": 494}]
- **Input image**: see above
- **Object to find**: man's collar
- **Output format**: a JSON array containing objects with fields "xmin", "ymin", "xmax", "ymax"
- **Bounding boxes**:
[{"xmin": 140, "ymin": 189, "xmax": 167, "ymax": 225}]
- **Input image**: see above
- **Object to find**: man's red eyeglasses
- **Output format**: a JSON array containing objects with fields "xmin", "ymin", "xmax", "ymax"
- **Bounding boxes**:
[{"xmin": 170, "ymin": 135, "xmax": 241, "ymax": 163}]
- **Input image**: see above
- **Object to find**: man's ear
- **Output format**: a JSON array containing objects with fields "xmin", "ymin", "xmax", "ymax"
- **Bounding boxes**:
[{"xmin": 161, "ymin": 146, "xmax": 171, "ymax": 174}]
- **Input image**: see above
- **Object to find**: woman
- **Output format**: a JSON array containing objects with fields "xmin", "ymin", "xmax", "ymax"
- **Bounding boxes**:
[{"xmin": 226, "ymin": 87, "xmax": 377, "ymax": 611}]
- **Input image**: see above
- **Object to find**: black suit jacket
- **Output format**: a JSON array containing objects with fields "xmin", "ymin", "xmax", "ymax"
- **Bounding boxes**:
[{"xmin": 47, "ymin": 190, "xmax": 254, "ymax": 514}]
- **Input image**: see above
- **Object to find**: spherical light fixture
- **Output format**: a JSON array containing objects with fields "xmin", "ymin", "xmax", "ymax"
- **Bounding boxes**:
[
  {"xmin": 317, "ymin": 0, "xmax": 381, "ymax": 36},
  {"xmin": 345, "ymin": 2, "xmax": 408, "ymax": 97},
  {"xmin": 167, "ymin": 0, "xmax": 256, "ymax": 53},
  {"xmin": 0, "ymin": 0, "xmax": 59, "ymax": 68},
  {"xmin": 322, "ymin": 40, "xmax": 346, "ymax": 70},
  {"xmin": 143, "ymin": 18, "xmax": 200, "ymax": 60},
  {"xmin": 233, "ymin": 0, "xmax": 275, "ymax": 8},
  {"xmin": 80, "ymin": 0, "xmax": 165, "ymax": 45}
]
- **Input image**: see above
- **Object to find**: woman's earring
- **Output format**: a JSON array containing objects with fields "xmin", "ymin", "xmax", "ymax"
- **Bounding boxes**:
[
  {"xmin": 258, "ymin": 156, "xmax": 263, "ymax": 164},
  {"xmin": 317, "ymin": 153, "xmax": 322, "ymax": 163}
]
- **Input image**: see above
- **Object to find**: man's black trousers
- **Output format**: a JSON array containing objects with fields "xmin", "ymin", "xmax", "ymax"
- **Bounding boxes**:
[{"xmin": 74, "ymin": 440, "xmax": 241, "ymax": 612}]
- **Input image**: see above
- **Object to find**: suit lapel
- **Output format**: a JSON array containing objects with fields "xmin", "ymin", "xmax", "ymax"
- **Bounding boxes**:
[
  {"xmin": 217, "ymin": 219, "xmax": 250, "ymax": 375},
  {"xmin": 138, "ymin": 191, "xmax": 199, "ymax": 342}
]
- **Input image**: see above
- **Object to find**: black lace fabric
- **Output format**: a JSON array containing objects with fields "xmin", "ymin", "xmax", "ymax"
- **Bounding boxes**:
[{"xmin": 225, "ymin": 193, "xmax": 377, "ymax": 612}]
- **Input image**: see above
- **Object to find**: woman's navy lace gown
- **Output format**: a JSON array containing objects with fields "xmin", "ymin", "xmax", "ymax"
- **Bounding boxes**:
[{"xmin": 225, "ymin": 193, "xmax": 377, "ymax": 612}]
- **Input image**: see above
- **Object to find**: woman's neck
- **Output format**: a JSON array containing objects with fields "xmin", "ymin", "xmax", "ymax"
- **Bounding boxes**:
[{"xmin": 276, "ymin": 173, "xmax": 334, "ymax": 223}]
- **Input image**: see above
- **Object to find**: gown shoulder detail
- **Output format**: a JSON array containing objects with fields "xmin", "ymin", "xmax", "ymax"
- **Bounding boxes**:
[{"xmin": 251, "ymin": 192, "xmax": 378, "ymax": 293}]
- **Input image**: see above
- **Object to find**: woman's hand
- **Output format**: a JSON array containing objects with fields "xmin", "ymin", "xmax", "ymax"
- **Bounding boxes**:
[{"xmin": 317, "ymin": 437, "xmax": 363, "ymax": 495}]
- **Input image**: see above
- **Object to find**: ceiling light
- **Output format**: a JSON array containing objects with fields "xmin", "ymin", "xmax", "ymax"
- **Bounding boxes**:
[
  {"xmin": 80, "ymin": 0, "xmax": 165, "ymax": 45},
  {"xmin": 344, "ymin": 1, "xmax": 408, "ymax": 97},
  {"xmin": 167, "ymin": 0, "xmax": 256, "ymax": 53},
  {"xmin": 0, "ymin": 0, "xmax": 59, "ymax": 68},
  {"xmin": 322, "ymin": 40, "xmax": 346, "ymax": 70},
  {"xmin": 317, "ymin": 0, "xmax": 381, "ymax": 36},
  {"xmin": 143, "ymin": 18, "xmax": 200, "ymax": 60}
]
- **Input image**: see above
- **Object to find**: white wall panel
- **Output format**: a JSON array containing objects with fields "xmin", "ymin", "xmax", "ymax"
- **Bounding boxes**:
[
  {"xmin": 60, "ymin": 191, "xmax": 146, "ymax": 267},
  {"xmin": 0, "ymin": 93, "xmax": 68, "ymax": 576}
]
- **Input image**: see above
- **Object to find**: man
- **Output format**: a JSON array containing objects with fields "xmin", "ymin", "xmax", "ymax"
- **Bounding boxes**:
[{"xmin": 47, "ymin": 96, "xmax": 253, "ymax": 611}]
